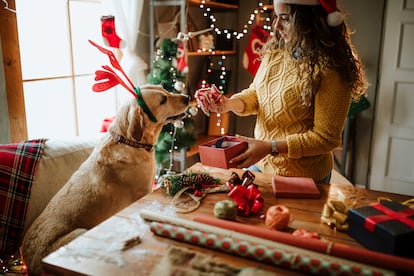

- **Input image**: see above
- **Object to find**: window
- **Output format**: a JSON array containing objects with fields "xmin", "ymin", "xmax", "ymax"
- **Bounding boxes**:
[{"xmin": 16, "ymin": 0, "xmax": 119, "ymax": 139}]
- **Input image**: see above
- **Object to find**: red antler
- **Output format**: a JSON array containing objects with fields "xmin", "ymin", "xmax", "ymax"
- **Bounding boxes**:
[{"xmin": 89, "ymin": 40, "xmax": 137, "ymax": 98}]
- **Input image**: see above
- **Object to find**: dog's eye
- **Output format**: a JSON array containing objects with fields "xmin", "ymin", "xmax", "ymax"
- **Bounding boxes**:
[{"xmin": 160, "ymin": 95, "xmax": 167, "ymax": 105}]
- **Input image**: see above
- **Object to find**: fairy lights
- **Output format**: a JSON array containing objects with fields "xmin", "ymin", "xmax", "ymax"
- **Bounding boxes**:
[
  {"xmin": 199, "ymin": 1, "xmax": 273, "ymax": 41},
  {"xmin": 196, "ymin": 1, "xmax": 273, "ymax": 136}
]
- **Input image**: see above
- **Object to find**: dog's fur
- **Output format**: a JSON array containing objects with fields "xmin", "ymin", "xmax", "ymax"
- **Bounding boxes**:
[{"xmin": 21, "ymin": 85, "xmax": 190, "ymax": 275}]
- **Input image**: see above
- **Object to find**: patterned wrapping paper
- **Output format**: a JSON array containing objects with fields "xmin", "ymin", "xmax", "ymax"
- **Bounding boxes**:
[{"xmin": 148, "ymin": 221, "xmax": 393, "ymax": 276}]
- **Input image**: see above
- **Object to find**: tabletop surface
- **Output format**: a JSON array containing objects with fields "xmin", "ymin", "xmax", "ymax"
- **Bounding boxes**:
[{"xmin": 42, "ymin": 163, "xmax": 412, "ymax": 275}]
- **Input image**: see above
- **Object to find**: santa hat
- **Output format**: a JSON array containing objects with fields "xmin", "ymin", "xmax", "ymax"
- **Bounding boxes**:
[{"xmin": 274, "ymin": 0, "xmax": 344, "ymax": 27}]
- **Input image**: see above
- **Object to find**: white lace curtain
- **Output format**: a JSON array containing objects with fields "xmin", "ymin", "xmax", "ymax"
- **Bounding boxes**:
[{"xmin": 102, "ymin": 0, "xmax": 148, "ymax": 105}]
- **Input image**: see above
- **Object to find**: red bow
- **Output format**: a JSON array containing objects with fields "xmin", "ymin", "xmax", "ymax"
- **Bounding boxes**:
[{"xmin": 228, "ymin": 184, "xmax": 264, "ymax": 216}]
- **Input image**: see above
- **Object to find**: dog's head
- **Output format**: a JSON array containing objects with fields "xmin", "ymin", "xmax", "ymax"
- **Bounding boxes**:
[
  {"xmin": 139, "ymin": 84, "xmax": 190, "ymax": 123},
  {"xmin": 110, "ymin": 85, "xmax": 190, "ymax": 143}
]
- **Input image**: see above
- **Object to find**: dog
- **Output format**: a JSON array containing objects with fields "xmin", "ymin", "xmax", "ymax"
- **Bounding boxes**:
[{"xmin": 21, "ymin": 84, "xmax": 190, "ymax": 275}]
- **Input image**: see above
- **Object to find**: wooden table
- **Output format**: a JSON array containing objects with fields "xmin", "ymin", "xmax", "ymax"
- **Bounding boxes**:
[{"xmin": 42, "ymin": 163, "xmax": 412, "ymax": 275}]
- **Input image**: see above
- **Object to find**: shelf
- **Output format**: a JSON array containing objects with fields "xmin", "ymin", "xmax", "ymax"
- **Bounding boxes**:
[
  {"xmin": 188, "ymin": 0, "xmax": 238, "ymax": 10},
  {"xmin": 187, "ymin": 50, "xmax": 236, "ymax": 56}
]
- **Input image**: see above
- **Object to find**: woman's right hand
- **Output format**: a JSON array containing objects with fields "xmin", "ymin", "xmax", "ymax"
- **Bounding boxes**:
[
  {"xmin": 208, "ymin": 95, "xmax": 231, "ymax": 114},
  {"xmin": 208, "ymin": 96, "xmax": 245, "ymax": 114}
]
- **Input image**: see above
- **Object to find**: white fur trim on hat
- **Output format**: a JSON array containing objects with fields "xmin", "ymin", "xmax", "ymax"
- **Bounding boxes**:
[{"xmin": 326, "ymin": 10, "xmax": 344, "ymax": 26}]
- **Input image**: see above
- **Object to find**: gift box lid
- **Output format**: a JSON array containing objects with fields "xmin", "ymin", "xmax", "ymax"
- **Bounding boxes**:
[{"xmin": 348, "ymin": 200, "xmax": 414, "ymax": 257}]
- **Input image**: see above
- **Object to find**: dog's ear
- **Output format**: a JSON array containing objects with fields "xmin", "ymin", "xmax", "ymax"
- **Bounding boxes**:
[
  {"xmin": 127, "ymin": 103, "xmax": 144, "ymax": 141},
  {"xmin": 110, "ymin": 101, "xmax": 143, "ymax": 141}
]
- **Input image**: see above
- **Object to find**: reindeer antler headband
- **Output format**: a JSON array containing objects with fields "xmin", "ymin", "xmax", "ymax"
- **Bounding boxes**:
[{"xmin": 89, "ymin": 40, "xmax": 157, "ymax": 123}]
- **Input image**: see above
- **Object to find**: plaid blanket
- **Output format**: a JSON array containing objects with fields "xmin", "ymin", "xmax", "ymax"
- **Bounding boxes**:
[{"xmin": 0, "ymin": 139, "xmax": 46, "ymax": 258}]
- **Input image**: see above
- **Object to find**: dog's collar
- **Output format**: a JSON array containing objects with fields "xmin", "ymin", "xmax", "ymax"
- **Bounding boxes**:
[
  {"xmin": 110, "ymin": 131, "xmax": 154, "ymax": 151},
  {"xmin": 134, "ymin": 87, "xmax": 157, "ymax": 123}
]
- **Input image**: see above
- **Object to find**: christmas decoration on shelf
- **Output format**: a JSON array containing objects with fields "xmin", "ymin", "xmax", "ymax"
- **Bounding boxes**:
[
  {"xmin": 147, "ymin": 38, "xmax": 198, "ymax": 176},
  {"xmin": 243, "ymin": 24, "xmax": 270, "ymax": 76},
  {"xmin": 100, "ymin": 15, "xmax": 124, "ymax": 49}
]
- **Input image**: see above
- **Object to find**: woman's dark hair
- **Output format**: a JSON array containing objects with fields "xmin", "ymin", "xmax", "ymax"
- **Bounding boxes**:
[{"xmin": 262, "ymin": 4, "xmax": 368, "ymax": 101}]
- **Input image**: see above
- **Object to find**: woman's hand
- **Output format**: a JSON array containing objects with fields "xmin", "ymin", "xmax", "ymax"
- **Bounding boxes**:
[
  {"xmin": 208, "ymin": 95, "xmax": 230, "ymax": 114},
  {"xmin": 229, "ymin": 135, "xmax": 272, "ymax": 169},
  {"xmin": 209, "ymin": 96, "xmax": 245, "ymax": 114}
]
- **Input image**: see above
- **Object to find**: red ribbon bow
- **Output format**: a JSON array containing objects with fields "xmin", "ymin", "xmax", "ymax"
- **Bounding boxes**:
[{"xmin": 228, "ymin": 184, "xmax": 264, "ymax": 216}]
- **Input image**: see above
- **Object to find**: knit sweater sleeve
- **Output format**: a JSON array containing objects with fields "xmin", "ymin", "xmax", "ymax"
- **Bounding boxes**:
[
  {"xmin": 230, "ymin": 54, "xmax": 273, "ymax": 116},
  {"xmin": 286, "ymin": 69, "xmax": 352, "ymax": 158}
]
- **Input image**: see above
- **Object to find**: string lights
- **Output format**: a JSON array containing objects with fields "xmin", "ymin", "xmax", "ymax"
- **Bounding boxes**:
[
  {"xmin": 195, "ymin": 2, "xmax": 273, "ymax": 136},
  {"xmin": 198, "ymin": 1, "xmax": 274, "ymax": 41}
]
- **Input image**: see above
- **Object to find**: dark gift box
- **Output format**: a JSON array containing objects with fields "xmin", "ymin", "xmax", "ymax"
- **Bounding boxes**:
[
  {"xmin": 348, "ymin": 200, "xmax": 414, "ymax": 258},
  {"xmin": 199, "ymin": 136, "xmax": 247, "ymax": 169}
]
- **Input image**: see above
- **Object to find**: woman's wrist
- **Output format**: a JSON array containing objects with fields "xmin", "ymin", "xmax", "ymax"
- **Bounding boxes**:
[
  {"xmin": 229, "ymin": 97, "xmax": 245, "ymax": 113},
  {"xmin": 270, "ymin": 140, "xmax": 279, "ymax": 156}
]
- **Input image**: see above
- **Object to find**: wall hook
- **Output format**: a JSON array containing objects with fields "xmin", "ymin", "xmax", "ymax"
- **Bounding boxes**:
[{"xmin": 2, "ymin": 0, "xmax": 16, "ymax": 13}]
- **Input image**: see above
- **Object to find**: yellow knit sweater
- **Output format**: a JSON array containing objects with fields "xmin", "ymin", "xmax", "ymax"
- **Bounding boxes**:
[{"xmin": 232, "ymin": 50, "xmax": 352, "ymax": 181}]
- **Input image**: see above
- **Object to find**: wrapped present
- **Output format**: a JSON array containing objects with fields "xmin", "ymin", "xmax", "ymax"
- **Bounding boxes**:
[
  {"xmin": 348, "ymin": 200, "xmax": 414, "ymax": 258},
  {"xmin": 198, "ymin": 136, "xmax": 247, "ymax": 169},
  {"xmin": 194, "ymin": 84, "xmax": 222, "ymax": 116}
]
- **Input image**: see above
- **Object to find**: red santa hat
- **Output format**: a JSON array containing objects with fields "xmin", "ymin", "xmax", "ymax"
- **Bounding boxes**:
[{"xmin": 274, "ymin": 0, "xmax": 344, "ymax": 27}]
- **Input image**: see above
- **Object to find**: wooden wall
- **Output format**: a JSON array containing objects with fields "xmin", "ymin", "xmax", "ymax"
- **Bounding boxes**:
[{"xmin": 0, "ymin": 0, "xmax": 27, "ymax": 143}]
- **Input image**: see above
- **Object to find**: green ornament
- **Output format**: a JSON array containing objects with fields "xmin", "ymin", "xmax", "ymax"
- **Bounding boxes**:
[{"xmin": 214, "ymin": 200, "xmax": 238, "ymax": 221}]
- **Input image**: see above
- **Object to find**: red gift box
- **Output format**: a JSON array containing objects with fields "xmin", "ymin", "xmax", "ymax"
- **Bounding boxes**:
[
  {"xmin": 198, "ymin": 136, "xmax": 247, "ymax": 169},
  {"xmin": 348, "ymin": 200, "xmax": 414, "ymax": 258}
]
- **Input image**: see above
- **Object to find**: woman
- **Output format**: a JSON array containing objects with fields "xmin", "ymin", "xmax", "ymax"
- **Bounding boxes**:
[{"xmin": 207, "ymin": 0, "xmax": 368, "ymax": 183}]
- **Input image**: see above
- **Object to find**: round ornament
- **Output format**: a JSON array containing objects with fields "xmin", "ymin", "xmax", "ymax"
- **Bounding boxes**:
[
  {"xmin": 173, "ymin": 120, "xmax": 185, "ymax": 129},
  {"xmin": 188, "ymin": 105, "xmax": 198, "ymax": 116},
  {"xmin": 214, "ymin": 200, "xmax": 238, "ymax": 221},
  {"xmin": 174, "ymin": 81, "xmax": 186, "ymax": 92}
]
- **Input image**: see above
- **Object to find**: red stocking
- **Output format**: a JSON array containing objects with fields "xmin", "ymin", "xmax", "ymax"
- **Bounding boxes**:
[
  {"xmin": 242, "ymin": 25, "xmax": 270, "ymax": 76},
  {"xmin": 176, "ymin": 42, "xmax": 188, "ymax": 74},
  {"xmin": 101, "ymin": 15, "xmax": 123, "ymax": 48}
]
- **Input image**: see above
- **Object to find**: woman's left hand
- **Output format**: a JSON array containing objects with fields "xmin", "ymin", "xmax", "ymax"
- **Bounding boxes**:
[{"xmin": 229, "ymin": 135, "xmax": 271, "ymax": 169}]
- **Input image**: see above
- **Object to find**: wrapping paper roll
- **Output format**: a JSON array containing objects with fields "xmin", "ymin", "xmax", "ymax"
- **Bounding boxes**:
[
  {"xmin": 140, "ymin": 210, "xmax": 392, "ymax": 275},
  {"xmin": 193, "ymin": 215, "xmax": 414, "ymax": 275}
]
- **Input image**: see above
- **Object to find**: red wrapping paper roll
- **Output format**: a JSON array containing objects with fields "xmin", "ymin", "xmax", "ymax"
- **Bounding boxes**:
[{"xmin": 193, "ymin": 215, "xmax": 414, "ymax": 275}]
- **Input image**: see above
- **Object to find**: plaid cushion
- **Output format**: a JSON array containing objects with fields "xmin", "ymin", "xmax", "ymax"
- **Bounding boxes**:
[{"xmin": 0, "ymin": 139, "xmax": 46, "ymax": 257}]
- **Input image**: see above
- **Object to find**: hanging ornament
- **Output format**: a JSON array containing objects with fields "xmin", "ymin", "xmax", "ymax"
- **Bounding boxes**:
[
  {"xmin": 188, "ymin": 105, "xmax": 199, "ymax": 116},
  {"xmin": 173, "ymin": 120, "xmax": 185, "ymax": 129},
  {"xmin": 174, "ymin": 80, "xmax": 186, "ymax": 92}
]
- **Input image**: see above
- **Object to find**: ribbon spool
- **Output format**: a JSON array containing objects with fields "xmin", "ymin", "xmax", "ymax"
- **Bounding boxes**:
[{"xmin": 265, "ymin": 205, "xmax": 291, "ymax": 231}]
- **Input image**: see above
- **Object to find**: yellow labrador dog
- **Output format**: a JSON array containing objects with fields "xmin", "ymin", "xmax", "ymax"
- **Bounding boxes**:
[{"xmin": 22, "ymin": 84, "xmax": 190, "ymax": 275}]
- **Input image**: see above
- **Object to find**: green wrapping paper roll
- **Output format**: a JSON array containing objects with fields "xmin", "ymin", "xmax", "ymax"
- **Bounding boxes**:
[{"xmin": 148, "ymin": 221, "xmax": 392, "ymax": 276}]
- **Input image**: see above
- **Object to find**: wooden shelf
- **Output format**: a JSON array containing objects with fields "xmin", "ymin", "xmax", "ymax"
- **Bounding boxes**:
[
  {"xmin": 187, "ymin": 50, "xmax": 236, "ymax": 56},
  {"xmin": 188, "ymin": 0, "xmax": 238, "ymax": 10}
]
